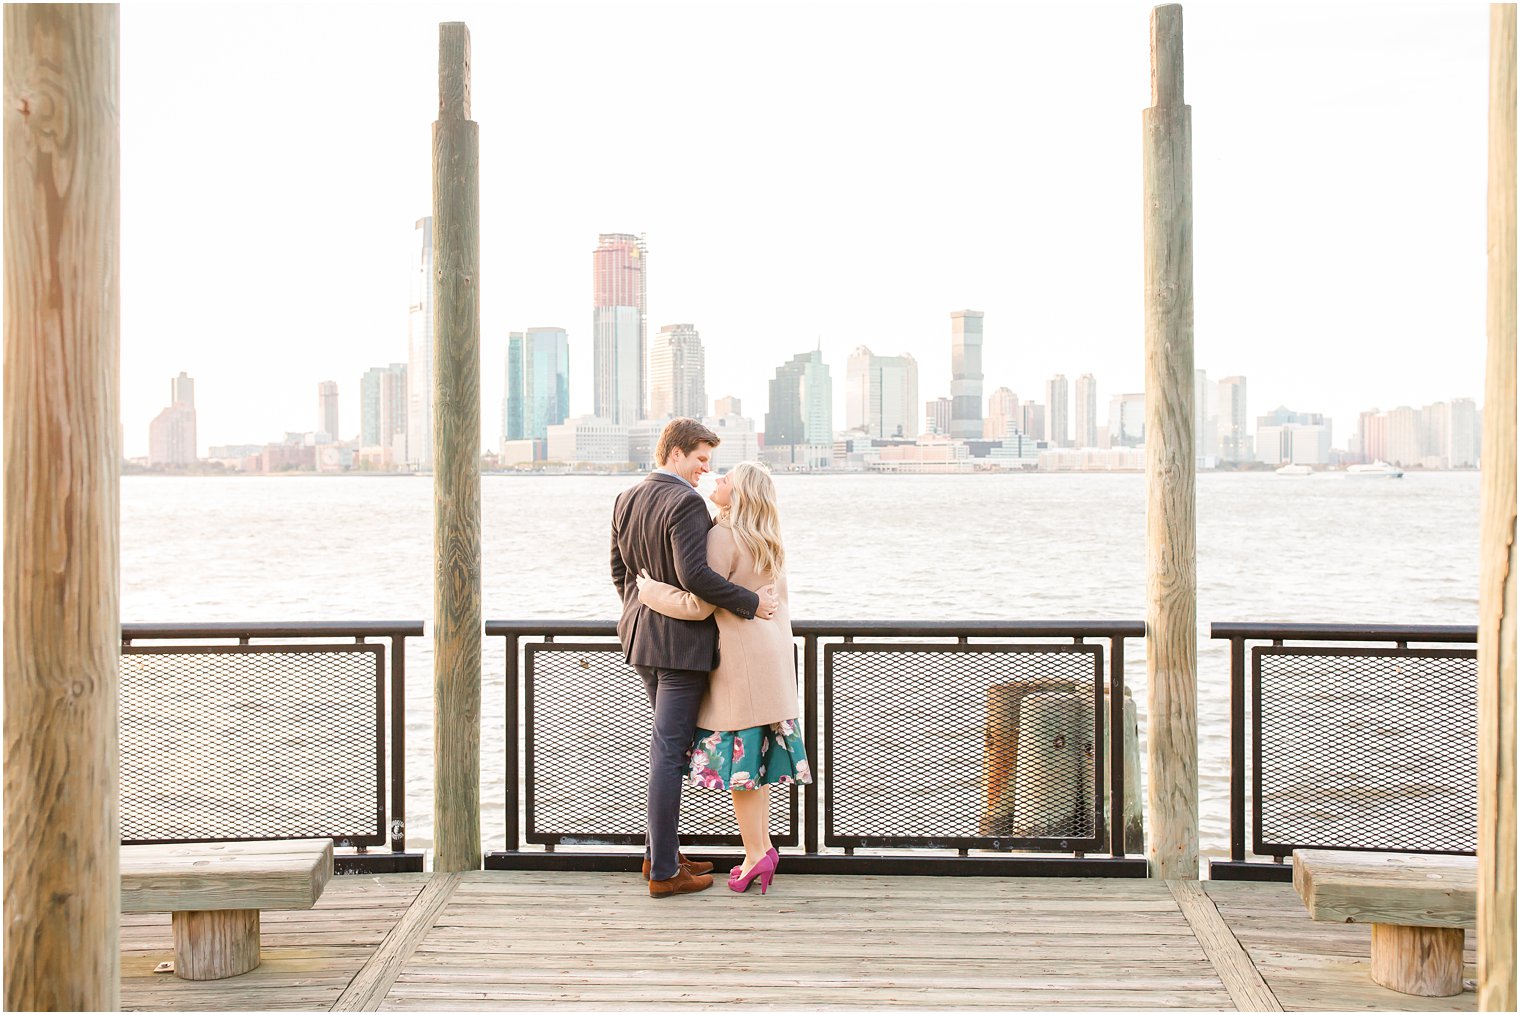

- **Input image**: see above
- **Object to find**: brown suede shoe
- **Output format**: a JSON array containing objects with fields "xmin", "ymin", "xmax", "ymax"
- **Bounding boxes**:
[
  {"xmin": 648, "ymin": 866, "xmax": 714, "ymax": 898},
  {"xmin": 641, "ymin": 854, "xmax": 715, "ymax": 880}
]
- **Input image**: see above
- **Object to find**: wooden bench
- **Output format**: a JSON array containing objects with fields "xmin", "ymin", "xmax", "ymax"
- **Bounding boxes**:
[
  {"xmin": 1292, "ymin": 848, "xmax": 1476, "ymax": 997},
  {"xmin": 121, "ymin": 839, "xmax": 333, "ymax": 981}
]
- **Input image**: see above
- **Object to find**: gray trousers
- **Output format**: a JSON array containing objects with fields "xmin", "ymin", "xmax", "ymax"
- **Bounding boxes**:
[{"xmin": 636, "ymin": 665, "xmax": 708, "ymax": 882}]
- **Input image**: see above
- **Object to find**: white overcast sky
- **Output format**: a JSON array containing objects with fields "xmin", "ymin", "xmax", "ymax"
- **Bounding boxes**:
[{"xmin": 118, "ymin": 1, "xmax": 1492, "ymax": 457}]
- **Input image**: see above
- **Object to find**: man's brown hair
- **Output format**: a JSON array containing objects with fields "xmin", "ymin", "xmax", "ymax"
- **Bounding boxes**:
[{"xmin": 655, "ymin": 417, "xmax": 721, "ymax": 465}]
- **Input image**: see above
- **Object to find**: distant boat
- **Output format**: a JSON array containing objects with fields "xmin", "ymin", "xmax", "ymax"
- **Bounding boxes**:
[
  {"xmin": 1274, "ymin": 464, "xmax": 1313, "ymax": 476},
  {"xmin": 1346, "ymin": 461, "xmax": 1404, "ymax": 478}
]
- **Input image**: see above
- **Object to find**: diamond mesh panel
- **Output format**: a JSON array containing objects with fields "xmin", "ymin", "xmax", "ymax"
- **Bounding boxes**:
[
  {"xmin": 1255, "ymin": 646, "xmax": 1477, "ymax": 855},
  {"xmin": 120, "ymin": 645, "xmax": 384, "ymax": 844},
  {"xmin": 525, "ymin": 643, "xmax": 796, "ymax": 845},
  {"xmin": 826, "ymin": 643, "xmax": 1103, "ymax": 848}
]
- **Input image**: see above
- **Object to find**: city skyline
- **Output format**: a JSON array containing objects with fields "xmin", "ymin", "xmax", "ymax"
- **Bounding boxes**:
[{"xmin": 117, "ymin": 4, "xmax": 1490, "ymax": 458}]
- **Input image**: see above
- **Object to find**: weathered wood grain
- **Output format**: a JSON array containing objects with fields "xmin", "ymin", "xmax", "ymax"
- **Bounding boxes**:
[
  {"xmin": 1293, "ymin": 850, "xmax": 1477, "ymax": 929},
  {"xmin": 121, "ymin": 839, "xmax": 333, "ymax": 912},
  {"xmin": 1480, "ymin": 6, "xmax": 1518, "ymax": 1011},
  {"xmin": 1142, "ymin": 1, "xmax": 1199, "ymax": 883},
  {"xmin": 432, "ymin": 19, "xmax": 483, "ymax": 874},
  {"xmin": 1170, "ymin": 879, "xmax": 1283, "ymax": 1010},
  {"xmin": 335, "ymin": 872, "xmax": 461, "ymax": 1011},
  {"xmin": 1370, "ymin": 923, "xmax": 1465, "ymax": 998},
  {"xmin": 171, "ymin": 909, "xmax": 261, "ymax": 981},
  {"xmin": 3, "ymin": 5, "xmax": 121, "ymax": 1010}
]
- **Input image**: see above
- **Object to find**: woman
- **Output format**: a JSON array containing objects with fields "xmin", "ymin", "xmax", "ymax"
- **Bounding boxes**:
[{"xmin": 636, "ymin": 461, "xmax": 810, "ymax": 895}]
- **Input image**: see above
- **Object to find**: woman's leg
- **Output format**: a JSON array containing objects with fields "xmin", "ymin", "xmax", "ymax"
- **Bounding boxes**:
[{"xmin": 730, "ymin": 786, "xmax": 772, "ymax": 875}]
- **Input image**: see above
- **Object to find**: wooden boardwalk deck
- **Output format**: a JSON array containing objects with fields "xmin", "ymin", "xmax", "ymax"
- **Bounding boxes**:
[{"xmin": 121, "ymin": 871, "xmax": 1478, "ymax": 1012}]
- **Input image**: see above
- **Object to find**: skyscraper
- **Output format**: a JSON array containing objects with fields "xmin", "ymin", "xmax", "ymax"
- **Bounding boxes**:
[
  {"xmin": 172, "ymin": 371, "xmax": 195, "ymax": 408},
  {"xmin": 592, "ymin": 233, "xmax": 647, "ymax": 425},
  {"xmin": 505, "ymin": 327, "xmax": 571, "ymax": 443},
  {"xmin": 765, "ymin": 349, "xmax": 833, "ymax": 468},
  {"xmin": 318, "ymin": 381, "xmax": 339, "ymax": 439},
  {"xmin": 149, "ymin": 372, "xmax": 197, "ymax": 466},
  {"xmin": 1448, "ymin": 397, "xmax": 1480, "ymax": 467},
  {"xmin": 1193, "ymin": 369, "xmax": 1217, "ymax": 461},
  {"xmin": 1074, "ymin": 374, "xmax": 1098, "ymax": 448},
  {"xmin": 1216, "ymin": 375, "xmax": 1249, "ymax": 462},
  {"xmin": 1045, "ymin": 374, "xmax": 1070, "ymax": 448},
  {"xmin": 361, "ymin": 364, "xmax": 407, "ymax": 450},
  {"xmin": 925, "ymin": 397, "xmax": 952, "ymax": 436},
  {"xmin": 648, "ymin": 324, "xmax": 706, "ymax": 420},
  {"xmin": 949, "ymin": 311, "xmax": 984, "ymax": 440},
  {"xmin": 407, "ymin": 216, "xmax": 434, "ymax": 469},
  {"xmin": 984, "ymin": 387, "xmax": 1018, "ymax": 439},
  {"xmin": 846, "ymin": 346, "xmax": 919, "ymax": 438},
  {"xmin": 713, "ymin": 395, "xmax": 742, "ymax": 417},
  {"xmin": 1108, "ymin": 393, "xmax": 1146, "ymax": 447}
]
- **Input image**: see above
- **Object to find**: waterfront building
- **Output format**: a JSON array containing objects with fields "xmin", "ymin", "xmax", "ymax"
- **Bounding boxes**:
[
  {"xmin": 864, "ymin": 435, "xmax": 974, "ymax": 474},
  {"xmin": 714, "ymin": 395, "xmax": 742, "ymax": 417},
  {"xmin": 149, "ymin": 372, "xmax": 197, "ymax": 466},
  {"xmin": 625, "ymin": 420, "xmax": 666, "ymax": 471},
  {"xmin": 1046, "ymin": 374, "xmax": 1070, "ymax": 448},
  {"xmin": 764, "ymin": 349, "xmax": 833, "ymax": 469},
  {"xmin": 1257, "ymin": 420, "xmax": 1332, "ymax": 466},
  {"xmin": 407, "ymin": 216, "xmax": 434, "ymax": 469},
  {"xmin": 360, "ymin": 363, "xmax": 407, "ymax": 458},
  {"xmin": 499, "ymin": 439, "xmax": 544, "ymax": 467},
  {"xmin": 846, "ymin": 346, "xmax": 920, "ymax": 439},
  {"xmin": 924, "ymin": 397, "xmax": 952, "ymax": 436},
  {"xmin": 705, "ymin": 413, "xmax": 760, "ymax": 472},
  {"xmin": 1447, "ymin": 397, "xmax": 1480, "ymax": 467},
  {"xmin": 504, "ymin": 327, "xmax": 571, "ymax": 444},
  {"xmin": 1038, "ymin": 446, "xmax": 1145, "ymax": 471},
  {"xmin": 1216, "ymin": 376, "xmax": 1249, "ymax": 462},
  {"xmin": 317, "ymin": 380, "xmax": 339, "ymax": 441},
  {"xmin": 592, "ymin": 233, "xmax": 647, "ymax": 425},
  {"xmin": 1358, "ymin": 408, "xmax": 1389, "ymax": 464},
  {"xmin": 987, "ymin": 432, "xmax": 1042, "ymax": 468},
  {"xmin": 1385, "ymin": 405, "xmax": 1422, "ymax": 466},
  {"xmin": 1074, "ymin": 374, "xmax": 1098, "ymax": 449},
  {"xmin": 1022, "ymin": 401, "xmax": 1046, "ymax": 443},
  {"xmin": 1108, "ymin": 393, "xmax": 1146, "ymax": 448},
  {"xmin": 648, "ymin": 324, "xmax": 706, "ymax": 420},
  {"xmin": 984, "ymin": 387, "xmax": 1018, "ymax": 439},
  {"xmin": 1194, "ymin": 369, "xmax": 1218, "ymax": 465},
  {"xmin": 546, "ymin": 415, "xmax": 630, "ymax": 465},
  {"xmin": 949, "ymin": 310, "xmax": 984, "ymax": 440}
]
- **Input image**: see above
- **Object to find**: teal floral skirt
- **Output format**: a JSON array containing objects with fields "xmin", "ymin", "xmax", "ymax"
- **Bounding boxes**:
[{"xmin": 688, "ymin": 718, "xmax": 812, "ymax": 790}]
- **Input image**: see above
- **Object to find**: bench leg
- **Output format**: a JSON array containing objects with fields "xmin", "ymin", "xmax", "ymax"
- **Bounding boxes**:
[
  {"xmin": 1370, "ymin": 923, "xmax": 1464, "ymax": 997},
  {"xmin": 171, "ymin": 909, "xmax": 261, "ymax": 981}
]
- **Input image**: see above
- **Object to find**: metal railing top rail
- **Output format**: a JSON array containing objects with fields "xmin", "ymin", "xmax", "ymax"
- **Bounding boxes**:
[
  {"xmin": 488, "ymin": 619, "xmax": 1147, "ymax": 638},
  {"xmin": 123, "ymin": 621, "xmax": 425, "ymax": 641},
  {"xmin": 1210, "ymin": 622, "xmax": 1477, "ymax": 643}
]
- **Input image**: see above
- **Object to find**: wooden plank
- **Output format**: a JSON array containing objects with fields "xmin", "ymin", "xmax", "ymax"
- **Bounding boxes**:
[
  {"xmin": 1142, "ymin": 0, "xmax": 1199, "ymax": 882},
  {"xmin": 3, "ymin": 5, "xmax": 122, "ymax": 1010},
  {"xmin": 1169, "ymin": 880, "xmax": 1283, "ymax": 1011},
  {"xmin": 121, "ymin": 839, "xmax": 333, "ymax": 912},
  {"xmin": 431, "ymin": 18, "xmax": 482, "ymax": 874},
  {"xmin": 334, "ymin": 873, "xmax": 461, "ymax": 1011},
  {"xmin": 1480, "ymin": 4, "xmax": 1518, "ymax": 1012},
  {"xmin": 1292, "ymin": 851, "xmax": 1476, "ymax": 928}
]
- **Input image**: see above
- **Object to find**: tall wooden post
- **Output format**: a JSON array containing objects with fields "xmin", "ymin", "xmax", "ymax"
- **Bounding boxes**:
[
  {"xmin": 1479, "ymin": 5, "xmax": 1517, "ymax": 1009},
  {"xmin": 432, "ymin": 21, "xmax": 482, "ymax": 872},
  {"xmin": 1142, "ymin": 3, "xmax": 1198, "ymax": 880},
  {"xmin": 3, "ymin": 5, "xmax": 122, "ymax": 1008}
]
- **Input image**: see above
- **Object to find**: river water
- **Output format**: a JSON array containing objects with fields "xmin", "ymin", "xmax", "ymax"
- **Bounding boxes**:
[{"xmin": 122, "ymin": 470, "xmax": 1480, "ymax": 860}]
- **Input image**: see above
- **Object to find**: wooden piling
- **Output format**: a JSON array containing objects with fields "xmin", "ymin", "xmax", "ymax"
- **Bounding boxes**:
[
  {"xmin": 1142, "ymin": 3, "xmax": 1198, "ymax": 880},
  {"xmin": 432, "ymin": 21, "xmax": 482, "ymax": 873},
  {"xmin": 3, "ymin": 5, "xmax": 122, "ymax": 1008},
  {"xmin": 1479, "ymin": 4, "xmax": 1517, "ymax": 1010}
]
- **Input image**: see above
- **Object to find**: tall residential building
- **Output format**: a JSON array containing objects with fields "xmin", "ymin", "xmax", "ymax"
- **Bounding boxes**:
[
  {"xmin": 1194, "ymin": 369, "xmax": 1218, "ymax": 461},
  {"xmin": 648, "ymin": 323, "xmax": 706, "ymax": 420},
  {"xmin": 949, "ymin": 311, "xmax": 984, "ymax": 439},
  {"xmin": 1021, "ymin": 401, "xmax": 1046, "ymax": 442},
  {"xmin": 504, "ymin": 327, "xmax": 571, "ymax": 444},
  {"xmin": 1385, "ymin": 406, "xmax": 1423, "ymax": 465},
  {"xmin": 406, "ymin": 216, "xmax": 434, "ymax": 469},
  {"xmin": 1074, "ymin": 374, "xmax": 1098, "ymax": 448},
  {"xmin": 925, "ymin": 397, "xmax": 952, "ymax": 436},
  {"xmin": 1358, "ymin": 409, "xmax": 1389, "ymax": 463},
  {"xmin": 846, "ymin": 346, "xmax": 919, "ymax": 438},
  {"xmin": 149, "ymin": 372, "xmax": 197, "ymax": 466},
  {"xmin": 714, "ymin": 395, "xmax": 742, "ymax": 417},
  {"xmin": 592, "ymin": 233, "xmax": 647, "ymax": 425},
  {"xmin": 984, "ymin": 387, "xmax": 1018, "ymax": 439},
  {"xmin": 318, "ymin": 381, "xmax": 339, "ymax": 439},
  {"xmin": 1045, "ymin": 374, "xmax": 1070, "ymax": 448},
  {"xmin": 1216, "ymin": 375, "xmax": 1249, "ymax": 462},
  {"xmin": 765, "ymin": 349, "xmax": 833, "ymax": 467},
  {"xmin": 1108, "ymin": 393, "xmax": 1146, "ymax": 447},
  {"xmin": 360, "ymin": 363, "xmax": 408, "ymax": 450},
  {"xmin": 1448, "ymin": 397, "xmax": 1480, "ymax": 467}
]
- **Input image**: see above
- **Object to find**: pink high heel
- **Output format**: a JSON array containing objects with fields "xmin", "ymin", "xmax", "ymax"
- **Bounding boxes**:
[
  {"xmin": 732, "ymin": 848, "xmax": 780, "ymax": 878},
  {"xmin": 728, "ymin": 850, "xmax": 778, "ymax": 894}
]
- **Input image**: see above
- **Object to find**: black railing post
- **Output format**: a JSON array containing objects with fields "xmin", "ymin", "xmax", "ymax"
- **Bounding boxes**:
[
  {"xmin": 389, "ymin": 634, "xmax": 408, "ymax": 854},
  {"xmin": 505, "ymin": 632, "xmax": 520, "ymax": 851},
  {"xmin": 1109, "ymin": 636, "xmax": 1126, "ymax": 858},
  {"xmin": 1229, "ymin": 635, "xmax": 1245, "ymax": 864},
  {"xmin": 803, "ymin": 633, "xmax": 820, "ymax": 855}
]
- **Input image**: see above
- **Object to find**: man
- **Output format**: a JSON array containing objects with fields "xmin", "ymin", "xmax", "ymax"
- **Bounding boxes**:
[{"xmin": 611, "ymin": 418, "xmax": 779, "ymax": 898}]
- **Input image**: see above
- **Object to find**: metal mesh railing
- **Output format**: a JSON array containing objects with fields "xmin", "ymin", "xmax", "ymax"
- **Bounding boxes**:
[
  {"xmin": 120, "ymin": 644, "xmax": 385, "ymax": 845},
  {"xmin": 1254, "ymin": 645, "xmax": 1477, "ymax": 856},
  {"xmin": 525, "ymin": 642, "xmax": 797, "ymax": 846},
  {"xmin": 825, "ymin": 643, "xmax": 1105, "ymax": 850}
]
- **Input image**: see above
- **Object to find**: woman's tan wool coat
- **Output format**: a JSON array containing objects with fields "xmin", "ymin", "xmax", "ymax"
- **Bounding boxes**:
[{"xmin": 639, "ymin": 522, "xmax": 799, "ymax": 732}]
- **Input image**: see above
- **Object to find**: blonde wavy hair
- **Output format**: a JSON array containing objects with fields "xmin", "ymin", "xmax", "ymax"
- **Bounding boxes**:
[{"xmin": 717, "ymin": 462, "xmax": 785, "ymax": 578}]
